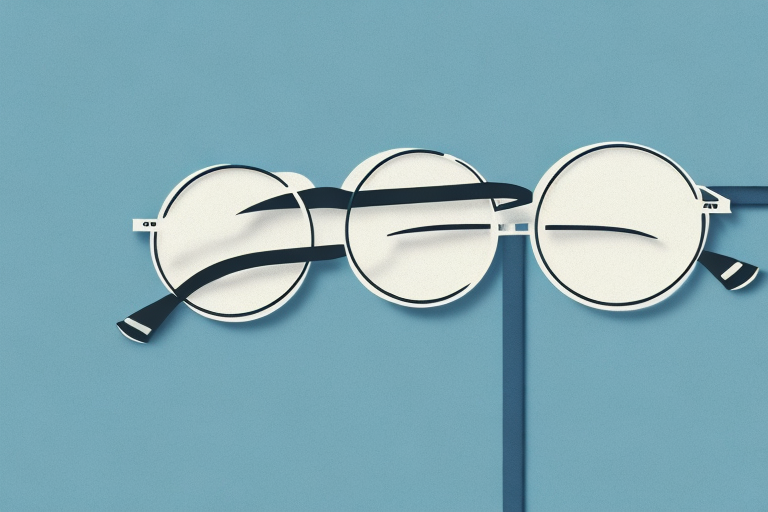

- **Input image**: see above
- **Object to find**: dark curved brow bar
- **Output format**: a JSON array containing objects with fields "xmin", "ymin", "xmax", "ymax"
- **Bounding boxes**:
[
  {"xmin": 117, "ymin": 245, "xmax": 346, "ymax": 343},
  {"xmin": 388, "ymin": 224, "xmax": 492, "ymax": 236},
  {"xmin": 545, "ymin": 225, "xmax": 657, "ymax": 239},
  {"xmin": 239, "ymin": 183, "xmax": 532, "ymax": 215}
]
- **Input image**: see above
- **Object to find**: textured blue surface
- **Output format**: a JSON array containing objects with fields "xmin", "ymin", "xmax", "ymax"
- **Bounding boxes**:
[{"xmin": 1, "ymin": 1, "xmax": 766, "ymax": 511}]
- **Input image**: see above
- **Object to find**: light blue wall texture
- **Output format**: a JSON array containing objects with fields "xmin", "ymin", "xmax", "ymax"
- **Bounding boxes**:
[{"xmin": 1, "ymin": 1, "xmax": 766, "ymax": 510}]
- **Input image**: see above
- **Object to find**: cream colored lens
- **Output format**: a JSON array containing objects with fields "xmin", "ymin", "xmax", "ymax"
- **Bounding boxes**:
[
  {"xmin": 344, "ymin": 150, "xmax": 498, "ymax": 307},
  {"xmin": 153, "ymin": 166, "xmax": 313, "ymax": 320},
  {"xmin": 532, "ymin": 144, "xmax": 706, "ymax": 310}
]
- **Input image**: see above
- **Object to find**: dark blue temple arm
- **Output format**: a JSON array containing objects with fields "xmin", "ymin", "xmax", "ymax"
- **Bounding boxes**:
[
  {"xmin": 707, "ymin": 186, "xmax": 768, "ymax": 205},
  {"xmin": 352, "ymin": 182, "xmax": 531, "ymax": 211},
  {"xmin": 239, "ymin": 183, "xmax": 532, "ymax": 215},
  {"xmin": 117, "ymin": 245, "xmax": 347, "ymax": 343},
  {"xmin": 239, "ymin": 187, "xmax": 351, "ymax": 214}
]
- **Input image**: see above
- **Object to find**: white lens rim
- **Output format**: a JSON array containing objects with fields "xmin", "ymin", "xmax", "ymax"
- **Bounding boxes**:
[
  {"xmin": 530, "ymin": 142, "xmax": 709, "ymax": 311},
  {"xmin": 343, "ymin": 149, "xmax": 500, "ymax": 308},
  {"xmin": 151, "ymin": 164, "xmax": 315, "ymax": 322}
]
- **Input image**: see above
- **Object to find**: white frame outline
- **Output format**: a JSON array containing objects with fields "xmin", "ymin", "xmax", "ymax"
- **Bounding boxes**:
[
  {"xmin": 342, "ymin": 149, "xmax": 500, "ymax": 309},
  {"xmin": 149, "ymin": 164, "xmax": 315, "ymax": 323},
  {"xmin": 529, "ymin": 142, "xmax": 711, "ymax": 312}
]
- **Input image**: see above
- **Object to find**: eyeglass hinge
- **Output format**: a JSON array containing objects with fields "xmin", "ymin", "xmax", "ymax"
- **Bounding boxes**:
[
  {"xmin": 133, "ymin": 219, "xmax": 161, "ymax": 232},
  {"xmin": 699, "ymin": 186, "xmax": 731, "ymax": 214}
]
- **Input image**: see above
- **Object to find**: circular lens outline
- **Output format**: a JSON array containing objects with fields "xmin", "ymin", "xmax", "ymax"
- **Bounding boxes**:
[
  {"xmin": 152, "ymin": 164, "xmax": 315, "ymax": 321},
  {"xmin": 344, "ymin": 149, "xmax": 499, "ymax": 307},
  {"xmin": 531, "ymin": 142, "xmax": 708, "ymax": 310}
]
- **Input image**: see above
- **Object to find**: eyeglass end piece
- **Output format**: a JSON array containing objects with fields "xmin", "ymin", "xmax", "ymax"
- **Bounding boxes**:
[
  {"xmin": 133, "ymin": 219, "xmax": 160, "ymax": 232},
  {"xmin": 699, "ymin": 186, "xmax": 731, "ymax": 214}
]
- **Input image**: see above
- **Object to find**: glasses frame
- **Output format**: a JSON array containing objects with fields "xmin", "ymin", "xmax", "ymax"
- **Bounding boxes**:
[{"xmin": 120, "ymin": 142, "xmax": 765, "ymax": 343}]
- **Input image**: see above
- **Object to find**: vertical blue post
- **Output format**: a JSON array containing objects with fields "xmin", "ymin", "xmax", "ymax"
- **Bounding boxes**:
[{"xmin": 502, "ymin": 236, "xmax": 525, "ymax": 512}]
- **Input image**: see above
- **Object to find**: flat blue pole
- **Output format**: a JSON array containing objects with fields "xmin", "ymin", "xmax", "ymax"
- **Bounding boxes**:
[{"xmin": 502, "ymin": 236, "xmax": 526, "ymax": 512}]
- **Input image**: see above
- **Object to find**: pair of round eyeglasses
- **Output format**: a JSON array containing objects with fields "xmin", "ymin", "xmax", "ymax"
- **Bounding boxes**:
[{"xmin": 118, "ymin": 142, "xmax": 767, "ymax": 343}]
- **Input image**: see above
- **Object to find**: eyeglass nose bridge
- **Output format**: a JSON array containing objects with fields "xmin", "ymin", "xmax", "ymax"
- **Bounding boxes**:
[{"xmin": 496, "ymin": 203, "xmax": 534, "ymax": 236}]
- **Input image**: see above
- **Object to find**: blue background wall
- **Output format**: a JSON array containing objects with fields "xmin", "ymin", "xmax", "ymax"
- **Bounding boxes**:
[{"xmin": 1, "ymin": 1, "xmax": 766, "ymax": 510}]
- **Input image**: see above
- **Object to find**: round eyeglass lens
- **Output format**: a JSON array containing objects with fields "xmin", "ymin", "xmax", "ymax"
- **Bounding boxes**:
[
  {"xmin": 153, "ymin": 166, "xmax": 313, "ymax": 320},
  {"xmin": 344, "ymin": 150, "xmax": 499, "ymax": 307},
  {"xmin": 532, "ymin": 143, "xmax": 706, "ymax": 310}
]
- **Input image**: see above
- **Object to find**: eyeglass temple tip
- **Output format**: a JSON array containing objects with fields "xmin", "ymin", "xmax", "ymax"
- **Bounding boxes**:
[
  {"xmin": 117, "ymin": 294, "xmax": 182, "ymax": 344},
  {"xmin": 698, "ymin": 250, "xmax": 759, "ymax": 291}
]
